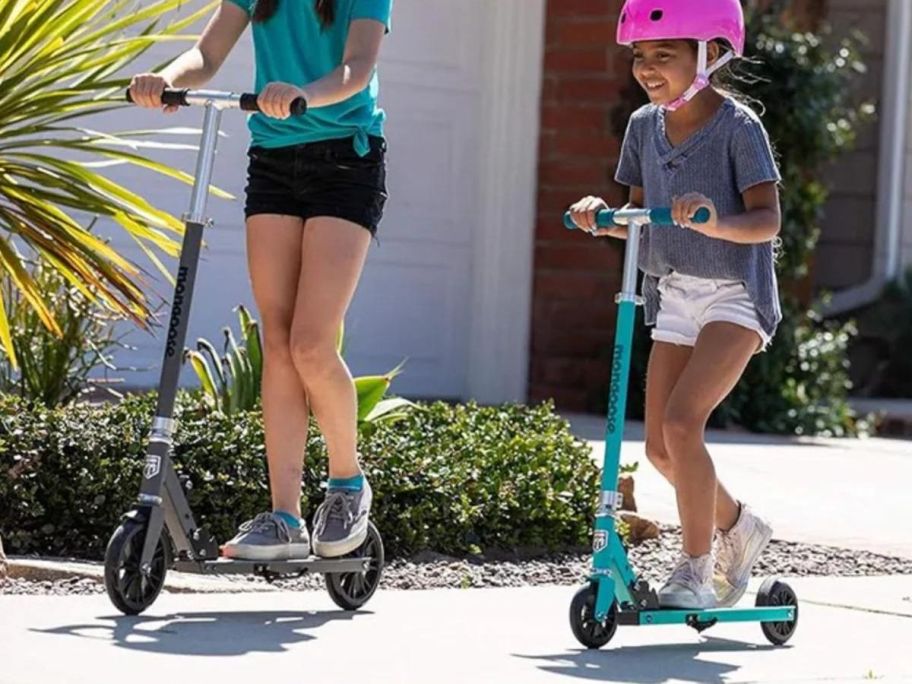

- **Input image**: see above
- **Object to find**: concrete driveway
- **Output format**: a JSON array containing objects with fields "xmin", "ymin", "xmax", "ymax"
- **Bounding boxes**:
[
  {"xmin": 565, "ymin": 414, "xmax": 912, "ymax": 559},
  {"xmin": 1, "ymin": 576, "xmax": 911, "ymax": 683}
]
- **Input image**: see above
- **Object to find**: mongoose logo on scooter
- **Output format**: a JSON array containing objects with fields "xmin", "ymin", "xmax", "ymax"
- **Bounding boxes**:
[
  {"xmin": 143, "ymin": 454, "xmax": 161, "ymax": 479},
  {"xmin": 606, "ymin": 345, "xmax": 624, "ymax": 434},
  {"xmin": 165, "ymin": 266, "xmax": 189, "ymax": 358}
]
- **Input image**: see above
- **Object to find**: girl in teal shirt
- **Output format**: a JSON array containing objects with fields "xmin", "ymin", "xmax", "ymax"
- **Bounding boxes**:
[{"xmin": 130, "ymin": 0, "xmax": 393, "ymax": 561}]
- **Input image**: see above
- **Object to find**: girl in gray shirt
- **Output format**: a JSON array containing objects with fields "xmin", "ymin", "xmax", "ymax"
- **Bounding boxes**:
[{"xmin": 569, "ymin": 0, "xmax": 781, "ymax": 611}]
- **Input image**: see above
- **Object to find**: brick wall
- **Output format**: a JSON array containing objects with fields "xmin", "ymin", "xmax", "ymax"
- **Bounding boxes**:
[{"xmin": 529, "ymin": 0, "xmax": 631, "ymax": 411}]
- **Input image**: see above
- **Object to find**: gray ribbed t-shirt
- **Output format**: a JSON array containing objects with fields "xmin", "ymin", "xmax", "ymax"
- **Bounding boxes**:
[{"xmin": 615, "ymin": 98, "xmax": 783, "ymax": 338}]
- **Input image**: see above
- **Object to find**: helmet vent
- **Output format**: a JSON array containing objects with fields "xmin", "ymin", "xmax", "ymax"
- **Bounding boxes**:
[
  {"xmin": 650, "ymin": 9, "xmax": 664, "ymax": 21},
  {"xmin": 620, "ymin": 11, "xmax": 627, "ymax": 23}
]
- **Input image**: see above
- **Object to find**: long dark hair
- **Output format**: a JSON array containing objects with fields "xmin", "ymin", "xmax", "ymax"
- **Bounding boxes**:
[{"xmin": 253, "ymin": 0, "xmax": 334, "ymax": 28}]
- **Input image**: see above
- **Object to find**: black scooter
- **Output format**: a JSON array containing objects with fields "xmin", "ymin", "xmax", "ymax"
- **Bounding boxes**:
[{"xmin": 103, "ymin": 89, "xmax": 384, "ymax": 615}]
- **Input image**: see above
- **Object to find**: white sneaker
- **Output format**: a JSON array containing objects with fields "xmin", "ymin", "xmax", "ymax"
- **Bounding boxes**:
[
  {"xmin": 714, "ymin": 503, "xmax": 773, "ymax": 607},
  {"xmin": 658, "ymin": 553, "xmax": 717, "ymax": 609}
]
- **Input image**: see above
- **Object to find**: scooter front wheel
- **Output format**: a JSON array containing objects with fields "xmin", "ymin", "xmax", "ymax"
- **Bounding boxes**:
[
  {"xmin": 104, "ymin": 517, "xmax": 170, "ymax": 615},
  {"xmin": 324, "ymin": 522, "xmax": 385, "ymax": 611},
  {"xmin": 569, "ymin": 583, "xmax": 618, "ymax": 649}
]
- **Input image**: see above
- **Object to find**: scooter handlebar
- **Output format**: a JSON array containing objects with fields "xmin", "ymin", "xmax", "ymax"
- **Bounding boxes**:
[
  {"xmin": 563, "ymin": 206, "xmax": 711, "ymax": 230},
  {"xmin": 126, "ymin": 88, "xmax": 307, "ymax": 116}
]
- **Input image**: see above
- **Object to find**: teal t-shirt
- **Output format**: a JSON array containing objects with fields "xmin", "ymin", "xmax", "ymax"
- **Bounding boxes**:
[{"xmin": 225, "ymin": 0, "xmax": 392, "ymax": 155}]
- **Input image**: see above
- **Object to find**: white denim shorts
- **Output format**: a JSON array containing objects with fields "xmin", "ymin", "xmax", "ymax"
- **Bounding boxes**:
[{"xmin": 651, "ymin": 272, "xmax": 770, "ymax": 352}]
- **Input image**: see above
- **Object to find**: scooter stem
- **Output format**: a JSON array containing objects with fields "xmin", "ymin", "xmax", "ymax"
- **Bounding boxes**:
[{"xmin": 591, "ymin": 219, "xmax": 644, "ymax": 620}]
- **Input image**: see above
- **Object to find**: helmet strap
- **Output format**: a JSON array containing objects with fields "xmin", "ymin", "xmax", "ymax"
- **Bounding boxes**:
[{"xmin": 663, "ymin": 41, "xmax": 735, "ymax": 112}]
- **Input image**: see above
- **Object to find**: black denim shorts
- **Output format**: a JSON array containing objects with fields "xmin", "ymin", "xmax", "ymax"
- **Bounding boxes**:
[{"xmin": 244, "ymin": 136, "xmax": 388, "ymax": 235}]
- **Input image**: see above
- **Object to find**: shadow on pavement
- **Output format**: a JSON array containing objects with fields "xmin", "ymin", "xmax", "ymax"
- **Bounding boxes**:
[
  {"xmin": 516, "ymin": 635, "xmax": 787, "ymax": 683},
  {"xmin": 32, "ymin": 609, "xmax": 365, "ymax": 656}
]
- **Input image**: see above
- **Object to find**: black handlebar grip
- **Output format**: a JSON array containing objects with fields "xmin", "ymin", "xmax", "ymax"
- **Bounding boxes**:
[
  {"xmin": 239, "ymin": 93, "xmax": 308, "ymax": 116},
  {"xmin": 125, "ymin": 88, "xmax": 189, "ymax": 107},
  {"xmin": 289, "ymin": 97, "xmax": 308, "ymax": 116},
  {"xmin": 239, "ymin": 93, "xmax": 260, "ymax": 112},
  {"xmin": 160, "ymin": 89, "xmax": 190, "ymax": 107}
]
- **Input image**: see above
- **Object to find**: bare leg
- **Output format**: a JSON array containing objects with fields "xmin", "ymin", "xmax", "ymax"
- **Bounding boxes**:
[
  {"xmin": 246, "ymin": 215, "xmax": 309, "ymax": 517},
  {"xmin": 289, "ymin": 217, "xmax": 371, "ymax": 480},
  {"xmin": 663, "ymin": 323, "xmax": 759, "ymax": 557},
  {"xmin": 645, "ymin": 341, "xmax": 741, "ymax": 533}
]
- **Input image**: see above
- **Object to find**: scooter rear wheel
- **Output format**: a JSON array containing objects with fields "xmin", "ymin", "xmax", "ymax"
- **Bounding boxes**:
[
  {"xmin": 570, "ymin": 583, "xmax": 618, "ymax": 649},
  {"xmin": 756, "ymin": 577, "xmax": 799, "ymax": 645},
  {"xmin": 324, "ymin": 522, "xmax": 384, "ymax": 611},
  {"xmin": 104, "ymin": 518, "xmax": 170, "ymax": 615}
]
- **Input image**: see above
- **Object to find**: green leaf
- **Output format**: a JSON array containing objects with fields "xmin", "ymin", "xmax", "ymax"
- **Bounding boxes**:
[
  {"xmin": 196, "ymin": 338, "xmax": 225, "ymax": 394},
  {"xmin": 246, "ymin": 321, "xmax": 263, "ymax": 399},
  {"xmin": 363, "ymin": 396, "xmax": 416, "ymax": 424},
  {"xmin": 224, "ymin": 328, "xmax": 243, "ymax": 415},
  {"xmin": 355, "ymin": 375, "xmax": 392, "ymax": 423},
  {"xmin": 185, "ymin": 349, "xmax": 218, "ymax": 409}
]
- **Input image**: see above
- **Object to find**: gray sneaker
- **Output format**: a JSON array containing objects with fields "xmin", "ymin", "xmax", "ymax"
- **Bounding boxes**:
[
  {"xmin": 658, "ymin": 553, "xmax": 717, "ymax": 609},
  {"xmin": 222, "ymin": 512, "xmax": 311, "ymax": 561},
  {"xmin": 312, "ymin": 479, "xmax": 372, "ymax": 558}
]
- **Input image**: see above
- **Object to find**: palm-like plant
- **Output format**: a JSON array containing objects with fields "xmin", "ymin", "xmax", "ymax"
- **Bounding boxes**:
[{"xmin": 0, "ymin": 0, "xmax": 218, "ymax": 367}]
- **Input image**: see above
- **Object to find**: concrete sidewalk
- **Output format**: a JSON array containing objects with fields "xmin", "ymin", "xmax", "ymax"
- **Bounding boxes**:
[
  {"xmin": 1, "ymin": 576, "xmax": 910, "ymax": 683},
  {"xmin": 565, "ymin": 414, "xmax": 912, "ymax": 559}
]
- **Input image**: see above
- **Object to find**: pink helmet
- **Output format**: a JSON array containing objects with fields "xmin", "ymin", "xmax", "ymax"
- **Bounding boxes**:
[
  {"xmin": 617, "ymin": 0, "xmax": 745, "ymax": 56},
  {"xmin": 616, "ymin": 0, "xmax": 745, "ymax": 111}
]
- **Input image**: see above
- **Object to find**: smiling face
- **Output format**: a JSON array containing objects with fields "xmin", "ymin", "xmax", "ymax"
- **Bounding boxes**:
[
  {"xmin": 632, "ymin": 40, "xmax": 696, "ymax": 105},
  {"xmin": 632, "ymin": 40, "xmax": 720, "ymax": 106}
]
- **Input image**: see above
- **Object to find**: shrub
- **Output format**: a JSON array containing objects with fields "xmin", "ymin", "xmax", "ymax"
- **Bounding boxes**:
[
  {"xmin": 0, "ymin": 393, "xmax": 599, "ymax": 559},
  {"xmin": 0, "ymin": 262, "xmax": 127, "ymax": 407}
]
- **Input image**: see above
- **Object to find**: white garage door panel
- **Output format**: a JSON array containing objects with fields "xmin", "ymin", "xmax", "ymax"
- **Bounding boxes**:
[
  {"xmin": 382, "ymin": 0, "xmax": 482, "ymax": 91},
  {"xmin": 381, "ymin": 96, "xmax": 478, "ymax": 242},
  {"xmin": 346, "ymin": 243, "xmax": 472, "ymax": 398}
]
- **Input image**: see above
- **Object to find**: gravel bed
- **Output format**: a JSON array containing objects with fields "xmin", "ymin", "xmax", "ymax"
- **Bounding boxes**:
[
  {"xmin": 0, "ymin": 576, "xmax": 112, "ymax": 596},
  {"xmin": 4, "ymin": 525, "xmax": 909, "ymax": 596}
]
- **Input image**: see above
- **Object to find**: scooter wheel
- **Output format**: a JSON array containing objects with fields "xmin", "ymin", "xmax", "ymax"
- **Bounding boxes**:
[
  {"xmin": 569, "ymin": 583, "xmax": 618, "ymax": 649},
  {"xmin": 104, "ymin": 518, "xmax": 170, "ymax": 615},
  {"xmin": 756, "ymin": 577, "xmax": 798, "ymax": 645},
  {"xmin": 325, "ymin": 522, "xmax": 384, "ymax": 611}
]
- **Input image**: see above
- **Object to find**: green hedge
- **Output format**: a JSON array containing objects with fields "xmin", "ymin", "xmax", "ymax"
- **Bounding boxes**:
[{"xmin": 0, "ymin": 392, "xmax": 600, "ymax": 559}]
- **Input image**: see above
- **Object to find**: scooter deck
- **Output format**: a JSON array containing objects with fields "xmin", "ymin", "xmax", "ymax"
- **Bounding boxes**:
[
  {"xmin": 617, "ymin": 605, "xmax": 796, "ymax": 627},
  {"xmin": 174, "ymin": 556, "xmax": 371, "ymax": 575}
]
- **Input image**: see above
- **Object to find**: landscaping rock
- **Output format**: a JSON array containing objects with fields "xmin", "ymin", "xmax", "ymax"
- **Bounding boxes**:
[
  {"xmin": 618, "ymin": 474, "xmax": 637, "ymax": 512},
  {"xmin": 620, "ymin": 512, "xmax": 660, "ymax": 544}
]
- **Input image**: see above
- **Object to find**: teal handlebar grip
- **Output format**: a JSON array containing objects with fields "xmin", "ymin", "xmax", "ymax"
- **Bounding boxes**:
[
  {"xmin": 560, "ymin": 210, "xmax": 619, "ymax": 230},
  {"xmin": 563, "ymin": 206, "xmax": 711, "ymax": 230},
  {"xmin": 648, "ymin": 207, "xmax": 711, "ymax": 225}
]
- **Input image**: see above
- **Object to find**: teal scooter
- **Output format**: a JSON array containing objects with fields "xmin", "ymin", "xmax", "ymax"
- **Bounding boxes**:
[{"xmin": 563, "ymin": 206, "xmax": 798, "ymax": 649}]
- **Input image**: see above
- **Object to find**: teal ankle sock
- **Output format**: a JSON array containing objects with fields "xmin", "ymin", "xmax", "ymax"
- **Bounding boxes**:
[
  {"xmin": 327, "ymin": 473, "xmax": 365, "ymax": 492},
  {"xmin": 273, "ymin": 510, "xmax": 302, "ymax": 529}
]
